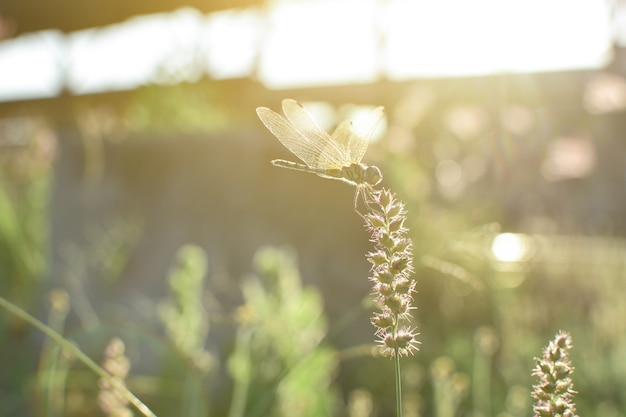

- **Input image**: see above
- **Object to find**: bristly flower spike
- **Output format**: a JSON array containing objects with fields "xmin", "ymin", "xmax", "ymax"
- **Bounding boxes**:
[
  {"xmin": 532, "ymin": 331, "xmax": 578, "ymax": 417},
  {"xmin": 98, "ymin": 338, "xmax": 133, "ymax": 417},
  {"xmin": 364, "ymin": 188, "xmax": 419, "ymax": 357}
]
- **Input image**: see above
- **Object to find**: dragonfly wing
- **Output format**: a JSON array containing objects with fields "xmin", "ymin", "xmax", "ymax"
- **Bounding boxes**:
[
  {"xmin": 330, "ymin": 119, "xmax": 353, "ymax": 155},
  {"xmin": 332, "ymin": 106, "xmax": 384, "ymax": 164},
  {"xmin": 281, "ymin": 99, "xmax": 347, "ymax": 169},
  {"xmin": 257, "ymin": 106, "xmax": 342, "ymax": 169}
]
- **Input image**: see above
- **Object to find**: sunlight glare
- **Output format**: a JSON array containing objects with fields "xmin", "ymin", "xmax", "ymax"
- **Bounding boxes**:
[
  {"xmin": 0, "ymin": 31, "xmax": 64, "ymax": 101},
  {"xmin": 383, "ymin": 0, "xmax": 611, "ymax": 78},
  {"xmin": 68, "ymin": 9, "xmax": 203, "ymax": 94},
  {"xmin": 0, "ymin": 0, "xmax": 615, "ymax": 101},
  {"xmin": 257, "ymin": 0, "xmax": 380, "ymax": 89},
  {"xmin": 201, "ymin": 9, "xmax": 262, "ymax": 79}
]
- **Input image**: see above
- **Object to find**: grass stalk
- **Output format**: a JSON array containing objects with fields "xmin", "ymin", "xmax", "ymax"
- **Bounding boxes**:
[
  {"xmin": 0, "ymin": 296, "xmax": 157, "ymax": 417},
  {"xmin": 394, "ymin": 346, "xmax": 402, "ymax": 417}
]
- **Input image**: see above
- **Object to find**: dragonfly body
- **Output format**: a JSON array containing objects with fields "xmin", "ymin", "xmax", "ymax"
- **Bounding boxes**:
[
  {"xmin": 271, "ymin": 159, "xmax": 382, "ymax": 187},
  {"xmin": 257, "ymin": 99, "xmax": 384, "ymax": 214},
  {"xmin": 257, "ymin": 99, "xmax": 384, "ymax": 186}
]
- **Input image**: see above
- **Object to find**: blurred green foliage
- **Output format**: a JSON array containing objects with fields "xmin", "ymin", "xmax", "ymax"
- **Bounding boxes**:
[
  {"xmin": 20, "ymin": 243, "xmax": 338, "ymax": 417},
  {"xmin": 124, "ymin": 83, "xmax": 233, "ymax": 134},
  {"xmin": 229, "ymin": 246, "xmax": 338, "ymax": 417},
  {"xmin": 2, "ymin": 84, "xmax": 626, "ymax": 417},
  {"xmin": 0, "ymin": 118, "xmax": 53, "ymax": 303},
  {"xmin": 0, "ymin": 119, "xmax": 54, "ymax": 417},
  {"xmin": 159, "ymin": 244, "xmax": 211, "ymax": 368},
  {"xmin": 157, "ymin": 244, "xmax": 213, "ymax": 417}
]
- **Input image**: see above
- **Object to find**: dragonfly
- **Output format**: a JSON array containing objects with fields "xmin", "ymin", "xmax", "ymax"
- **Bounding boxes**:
[{"xmin": 256, "ymin": 99, "xmax": 384, "ymax": 213}]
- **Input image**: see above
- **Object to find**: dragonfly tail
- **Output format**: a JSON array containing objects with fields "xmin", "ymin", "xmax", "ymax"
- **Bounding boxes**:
[
  {"xmin": 271, "ymin": 159, "xmax": 311, "ymax": 171},
  {"xmin": 271, "ymin": 159, "xmax": 348, "ymax": 182}
]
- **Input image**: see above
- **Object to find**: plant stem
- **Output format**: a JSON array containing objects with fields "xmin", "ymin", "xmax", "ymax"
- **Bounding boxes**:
[
  {"xmin": 394, "ymin": 346, "xmax": 402, "ymax": 417},
  {"xmin": 228, "ymin": 327, "xmax": 253, "ymax": 417},
  {"xmin": 0, "ymin": 296, "xmax": 157, "ymax": 417}
]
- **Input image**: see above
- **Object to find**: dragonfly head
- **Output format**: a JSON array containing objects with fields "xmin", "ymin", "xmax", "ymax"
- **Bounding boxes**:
[{"xmin": 364, "ymin": 165, "xmax": 382, "ymax": 186}]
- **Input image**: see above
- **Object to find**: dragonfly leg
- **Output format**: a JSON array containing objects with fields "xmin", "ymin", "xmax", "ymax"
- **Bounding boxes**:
[
  {"xmin": 354, "ymin": 189, "xmax": 367, "ymax": 219},
  {"xmin": 354, "ymin": 185, "xmax": 380, "ymax": 218}
]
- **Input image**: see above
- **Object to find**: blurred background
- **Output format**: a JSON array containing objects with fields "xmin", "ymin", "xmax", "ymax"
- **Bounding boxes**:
[{"xmin": 1, "ymin": 0, "xmax": 626, "ymax": 416}]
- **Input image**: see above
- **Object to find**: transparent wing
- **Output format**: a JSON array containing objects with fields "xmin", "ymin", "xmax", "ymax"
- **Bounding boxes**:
[
  {"xmin": 330, "ymin": 119, "xmax": 354, "ymax": 158},
  {"xmin": 257, "ymin": 106, "xmax": 344, "ymax": 169},
  {"xmin": 281, "ymin": 99, "xmax": 348, "ymax": 168},
  {"xmin": 332, "ymin": 106, "xmax": 384, "ymax": 164}
]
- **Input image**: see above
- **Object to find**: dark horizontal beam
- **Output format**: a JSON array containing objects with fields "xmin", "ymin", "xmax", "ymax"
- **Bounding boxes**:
[
  {"xmin": 0, "ymin": 71, "xmax": 595, "ymax": 125},
  {"xmin": 0, "ymin": 0, "xmax": 262, "ymax": 35}
]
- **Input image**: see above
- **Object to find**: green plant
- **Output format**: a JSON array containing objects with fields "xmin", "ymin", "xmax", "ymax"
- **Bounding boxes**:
[
  {"xmin": 228, "ymin": 246, "xmax": 338, "ymax": 417},
  {"xmin": 158, "ymin": 244, "xmax": 212, "ymax": 371},
  {"xmin": 0, "ymin": 296, "xmax": 157, "ymax": 417},
  {"xmin": 157, "ymin": 244, "xmax": 213, "ymax": 417},
  {"xmin": 430, "ymin": 356, "xmax": 470, "ymax": 417},
  {"xmin": 0, "ymin": 118, "xmax": 52, "ymax": 303}
]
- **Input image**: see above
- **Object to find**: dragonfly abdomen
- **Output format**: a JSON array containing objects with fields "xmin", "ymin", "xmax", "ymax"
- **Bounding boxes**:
[
  {"xmin": 271, "ymin": 159, "xmax": 310, "ymax": 171},
  {"xmin": 270, "ymin": 159, "xmax": 334, "ymax": 178},
  {"xmin": 272, "ymin": 159, "xmax": 350, "ymax": 182},
  {"xmin": 272, "ymin": 159, "xmax": 381, "ymax": 187}
]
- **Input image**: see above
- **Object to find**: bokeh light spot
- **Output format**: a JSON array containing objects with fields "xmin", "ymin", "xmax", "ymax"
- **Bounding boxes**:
[{"xmin": 491, "ymin": 233, "xmax": 529, "ymax": 262}]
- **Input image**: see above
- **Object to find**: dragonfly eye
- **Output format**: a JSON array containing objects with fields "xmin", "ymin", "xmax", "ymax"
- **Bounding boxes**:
[{"xmin": 364, "ymin": 165, "xmax": 382, "ymax": 186}]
